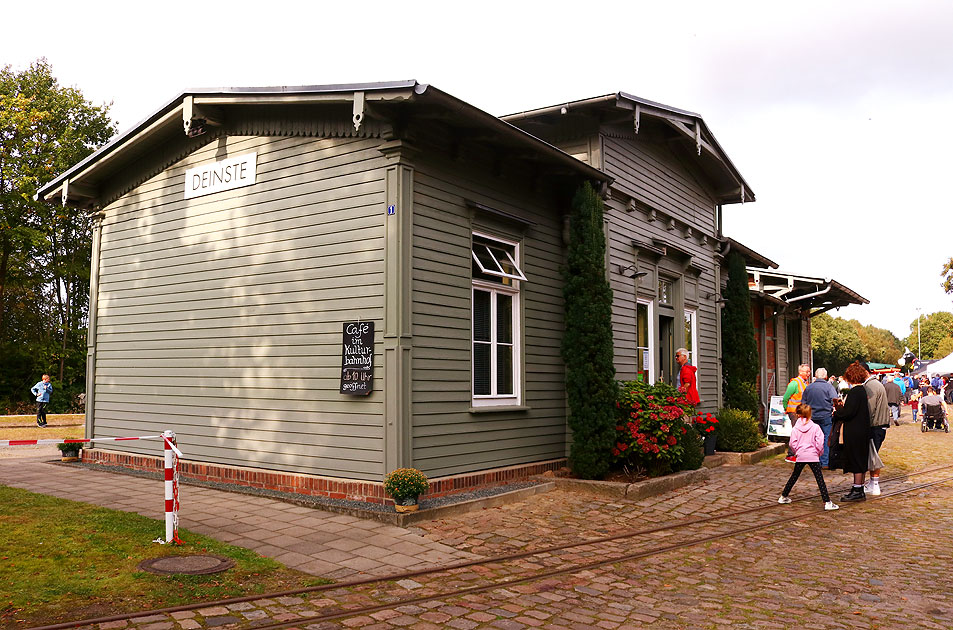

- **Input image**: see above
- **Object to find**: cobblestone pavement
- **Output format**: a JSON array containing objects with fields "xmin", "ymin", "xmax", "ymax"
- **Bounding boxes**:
[{"xmin": 11, "ymin": 415, "xmax": 953, "ymax": 629}]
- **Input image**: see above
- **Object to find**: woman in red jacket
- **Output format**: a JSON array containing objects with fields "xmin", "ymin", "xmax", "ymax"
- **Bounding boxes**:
[{"xmin": 676, "ymin": 348, "xmax": 700, "ymax": 405}]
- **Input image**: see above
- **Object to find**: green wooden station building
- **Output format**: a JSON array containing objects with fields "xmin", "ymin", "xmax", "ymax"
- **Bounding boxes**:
[{"xmin": 38, "ymin": 81, "xmax": 848, "ymax": 502}]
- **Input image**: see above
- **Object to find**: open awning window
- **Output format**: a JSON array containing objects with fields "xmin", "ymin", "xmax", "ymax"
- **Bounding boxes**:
[{"xmin": 472, "ymin": 237, "xmax": 526, "ymax": 282}]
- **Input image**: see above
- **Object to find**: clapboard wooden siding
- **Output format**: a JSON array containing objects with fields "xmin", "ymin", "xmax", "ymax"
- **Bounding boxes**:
[
  {"xmin": 92, "ymin": 133, "xmax": 390, "ymax": 479},
  {"xmin": 410, "ymin": 155, "xmax": 569, "ymax": 477},
  {"xmin": 543, "ymin": 125, "xmax": 722, "ymax": 413}
]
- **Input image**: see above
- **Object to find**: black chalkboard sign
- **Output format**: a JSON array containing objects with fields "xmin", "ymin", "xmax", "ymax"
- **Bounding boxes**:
[{"xmin": 340, "ymin": 321, "xmax": 374, "ymax": 395}]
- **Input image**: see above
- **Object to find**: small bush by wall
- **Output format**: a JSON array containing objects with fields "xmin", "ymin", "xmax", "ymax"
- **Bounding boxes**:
[
  {"xmin": 676, "ymin": 430, "xmax": 705, "ymax": 471},
  {"xmin": 716, "ymin": 407, "xmax": 761, "ymax": 452}
]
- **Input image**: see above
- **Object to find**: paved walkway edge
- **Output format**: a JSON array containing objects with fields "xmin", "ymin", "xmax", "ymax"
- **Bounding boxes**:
[
  {"xmin": 263, "ymin": 481, "xmax": 560, "ymax": 526},
  {"xmin": 538, "ymin": 468, "xmax": 711, "ymax": 499},
  {"xmin": 719, "ymin": 441, "xmax": 787, "ymax": 465},
  {"xmin": 398, "ymin": 481, "xmax": 557, "ymax": 525},
  {"xmin": 537, "ymin": 442, "xmax": 786, "ymax": 500}
]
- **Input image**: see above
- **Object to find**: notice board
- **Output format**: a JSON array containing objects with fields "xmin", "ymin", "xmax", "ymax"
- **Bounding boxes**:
[
  {"xmin": 766, "ymin": 395, "xmax": 791, "ymax": 437},
  {"xmin": 340, "ymin": 321, "xmax": 374, "ymax": 395}
]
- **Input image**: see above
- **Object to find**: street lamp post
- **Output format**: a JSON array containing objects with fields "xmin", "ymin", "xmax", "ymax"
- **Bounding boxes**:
[{"xmin": 917, "ymin": 307, "xmax": 922, "ymax": 358}]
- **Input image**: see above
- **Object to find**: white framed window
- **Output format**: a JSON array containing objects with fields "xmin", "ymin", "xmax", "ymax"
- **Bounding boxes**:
[
  {"xmin": 684, "ymin": 309, "xmax": 697, "ymax": 367},
  {"xmin": 636, "ymin": 299, "xmax": 655, "ymax": 384},
  {"xmin": 472, "ymin": 232, "xmax": 524, "ymax": 406}
]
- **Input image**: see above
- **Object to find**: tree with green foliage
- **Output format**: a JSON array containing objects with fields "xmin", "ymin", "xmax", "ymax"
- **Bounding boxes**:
[
  {"xmin": 848, "ymin": 319, "xmax": 902, "ymax": 365},
  {"xmin": 942, "ymin": 258, "xmax": 953, "ymax": 294},
  {"xmin": 935, "ymin": 336, "xmax": 953, "ymax": 360},
  {"xmin": 0, "ymin": 59, "xmax": 115, "ymax": 411},
  {"xmin": 905, "ymin": 311, "xmax": 953, "ymax": 359},
  {"xmin": 720, "ymin": 251, "xmax": 759, "ymax": 418},
  {"xmin": 562, "ymin": 182, "xmax": 616, "ymax": 479},
  {"xmin": 811, "ymin": 313, "xmax": 865, "ymax": 375}
]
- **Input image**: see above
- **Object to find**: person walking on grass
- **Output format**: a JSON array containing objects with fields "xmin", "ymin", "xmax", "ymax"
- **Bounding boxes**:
[
  {"xmin": 31, "ymin": 374, "xmax": 53, "ymax": 427},
  {"xmin": 778, "ymin": 403, "xmax": 838, "ymax": 511}
]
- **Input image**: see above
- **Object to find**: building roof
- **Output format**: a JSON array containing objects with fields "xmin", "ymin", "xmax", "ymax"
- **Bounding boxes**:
[
  {"xmin": 724, "ymin": 237, "xmax": 778, "ymax": 269},
  {"xmin": 37, "ymin": 81, "xmax": 610, "ymax": 207},
  {"xmin": 747, "ymin": 268, "xmax": 869, "ymax": 315},
  {"xmin": 502, "ymin": 92, "xmax": 754, "ymax": 205}
]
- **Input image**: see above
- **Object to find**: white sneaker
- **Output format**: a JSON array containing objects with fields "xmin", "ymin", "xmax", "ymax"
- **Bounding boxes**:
[
  {"xmin": 778, "ymin": 495, "xmax": 792, "ymax": 504},
  {"xmin": 864, "ymin": 480, "xmax": 882, "ymax": 496},
  {"xmin": 824, "ymin": 501, "xmax": 839, "ymax": 511}
]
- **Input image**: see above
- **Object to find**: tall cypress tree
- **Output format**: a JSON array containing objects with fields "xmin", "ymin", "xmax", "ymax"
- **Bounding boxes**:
[
  {"xmin": 562, "ymin": 182, "xmax": 616, "ymax": 479},
  {"xmin": 721, "ymin": 251, "xmax": 760, "ymax": 417}
]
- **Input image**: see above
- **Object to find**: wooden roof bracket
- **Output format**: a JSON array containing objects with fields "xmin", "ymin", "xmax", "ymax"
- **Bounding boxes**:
[
  {"xmin": 634, "ymin": 105, "xmax": 641, "ymax": 134},
  {"xmin": 352, "ymin": 91, "xmax": 365, "ymax": 131},
  {"xmin": 183, "ymin": 95, "xmax": 223, "ymax": 137},
  {"xmin": 695, "ymin": 120, "xmax": 701, "ymax": 156}
]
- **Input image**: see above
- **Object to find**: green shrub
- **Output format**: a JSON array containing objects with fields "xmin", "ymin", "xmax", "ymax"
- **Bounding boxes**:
[
  {"xmin": 676, "ymin": 430, "xmax": 705, "ymax": 471},
  {"xmin": 716, "ymin": 407, "xmax": 761, "ymax": 452},
  {"xmin": 613, "ymin": 380, "xmax": 695, "ymax": 477}
]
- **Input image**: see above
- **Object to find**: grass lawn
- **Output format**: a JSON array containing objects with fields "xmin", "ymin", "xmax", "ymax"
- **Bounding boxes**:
[
  {"xmin": 0, "ymin": 413, "xmax": 85, "ymax": 427},
  {"xmin": 0, "ymin": 486, "xmax": 329, "ymax": 626},
  {"xmin": 0, "ymin": 425, "xmax": 85, "ymax": 443}
]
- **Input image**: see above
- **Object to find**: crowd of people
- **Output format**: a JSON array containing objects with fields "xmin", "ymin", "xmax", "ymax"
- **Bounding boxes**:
[{"xmin": 777, "ymin": 361, "xmax": 951, "ymax": 511}]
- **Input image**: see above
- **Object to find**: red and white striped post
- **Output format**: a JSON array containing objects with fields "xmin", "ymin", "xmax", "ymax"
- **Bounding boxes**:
[{"xmin": 162, "ymin": 430, "xmax": 181, "ymax": 545}]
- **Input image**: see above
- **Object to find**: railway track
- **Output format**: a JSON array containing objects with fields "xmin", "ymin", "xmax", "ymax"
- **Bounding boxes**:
[{"xmin": 29, "ymin": 463, "xmax": 953, "ymax": 630}]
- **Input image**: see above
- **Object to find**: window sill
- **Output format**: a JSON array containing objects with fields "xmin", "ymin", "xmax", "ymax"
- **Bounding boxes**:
[{"xmin": 469, "ymin": 405, "xmax": 532, "ymax": 414}]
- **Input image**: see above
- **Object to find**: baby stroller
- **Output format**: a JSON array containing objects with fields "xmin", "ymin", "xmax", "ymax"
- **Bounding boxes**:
[{"xmin": 920, "ymin": 401, "xmax": 949, "ymax": 433}]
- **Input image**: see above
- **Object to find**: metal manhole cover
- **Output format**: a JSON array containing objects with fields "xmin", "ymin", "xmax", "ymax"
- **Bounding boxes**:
[{"xmin": 137, "ymin": 554, "xmax": 235, "ymax": 575}]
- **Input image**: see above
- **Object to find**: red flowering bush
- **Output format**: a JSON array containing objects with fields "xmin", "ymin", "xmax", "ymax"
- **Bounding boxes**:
[
  {"xmin": 693, "ymin": 412, "xmax": 719, "ymax": 437},
  {"xmin": 612, "ymin": 380, "xmax": 695, "ymax": 476}
]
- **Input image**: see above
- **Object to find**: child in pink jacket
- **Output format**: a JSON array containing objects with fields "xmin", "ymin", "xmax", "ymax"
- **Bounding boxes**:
[{"xmin": 778, "ymin": 404, "xmax": 839, "ymax": 510}]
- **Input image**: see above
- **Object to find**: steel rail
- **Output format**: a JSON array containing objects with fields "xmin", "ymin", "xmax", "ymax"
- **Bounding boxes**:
[{"xmin": 25, "ymin": 464, "xmax": 953, "ymax": 630}]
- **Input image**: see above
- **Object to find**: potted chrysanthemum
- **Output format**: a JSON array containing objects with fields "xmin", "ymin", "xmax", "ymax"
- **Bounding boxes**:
[{"xmin": 383, "ymin": 468, "xmax": 429, "ymax": 513}]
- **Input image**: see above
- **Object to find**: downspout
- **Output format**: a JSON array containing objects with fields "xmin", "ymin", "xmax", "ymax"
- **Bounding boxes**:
[
  {"xmin": 717, "ymin": 238, "xmax": 731, "ymax": 257},
  {"xmin": 85, "ymin": 210, "xmax": 105, "ymax": 444}
]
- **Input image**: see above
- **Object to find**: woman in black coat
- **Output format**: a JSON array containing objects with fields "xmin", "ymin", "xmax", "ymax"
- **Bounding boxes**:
[{"xmin": 832, "ymin": 361, "xmax": 872, "ymax": 501}]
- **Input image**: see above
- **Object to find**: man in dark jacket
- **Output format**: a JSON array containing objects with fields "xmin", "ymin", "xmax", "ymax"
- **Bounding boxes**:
[
  {"xmin": 883, "ymin": 376, "xmax": 903, "ymax": 425},
  {"xmin": 802, "ymin": 367, "xmax": 839, "ymax": 468}
]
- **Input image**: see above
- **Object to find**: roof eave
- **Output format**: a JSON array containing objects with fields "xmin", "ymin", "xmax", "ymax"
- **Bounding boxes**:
[
  {"xmin": 39, "ymin": 81, "xmax": 609, "ymax": 206},
  {"xmin": 502, "ymin": 91, "xmax": 754, "ymax": 205}
]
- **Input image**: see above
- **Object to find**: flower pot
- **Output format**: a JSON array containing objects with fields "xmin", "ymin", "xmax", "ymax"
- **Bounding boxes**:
[
  {"xmin": 60, "ymin": 456, "xmax": 80, "ymax": 462},
  {"xmin": 704, "ymin": 434, "xmax": 717, "ymax": 456},
  {"xmin": 394, "ymin": 503, "xmax": 419, "ymax": 513}
]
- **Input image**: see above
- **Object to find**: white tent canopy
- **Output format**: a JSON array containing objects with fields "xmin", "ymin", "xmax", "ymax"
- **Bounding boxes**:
[{"xmin": 925, "ymin": 352, "xmax": 953, "ymax": 376}]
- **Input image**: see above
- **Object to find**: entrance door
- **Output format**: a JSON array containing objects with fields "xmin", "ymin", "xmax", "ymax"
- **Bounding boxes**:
[{"xmin": 658, "ymin": 314, "xmax": 675, "ymax": 385}]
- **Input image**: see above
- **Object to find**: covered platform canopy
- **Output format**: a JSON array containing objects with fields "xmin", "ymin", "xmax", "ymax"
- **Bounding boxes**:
[{"xmin": 747, "ymin": 269, "xmax": 869, "ymax": 316}]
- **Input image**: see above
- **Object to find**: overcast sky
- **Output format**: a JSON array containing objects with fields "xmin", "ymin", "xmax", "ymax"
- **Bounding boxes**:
[{"xmin": 4, "ymin": 0, "xmax": 952, "ymax": 341}]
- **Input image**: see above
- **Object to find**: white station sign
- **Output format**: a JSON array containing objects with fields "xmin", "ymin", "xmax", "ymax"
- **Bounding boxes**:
[{"xmin": 184, "ymin": 152, "xmax": 257, "ymax": 199}]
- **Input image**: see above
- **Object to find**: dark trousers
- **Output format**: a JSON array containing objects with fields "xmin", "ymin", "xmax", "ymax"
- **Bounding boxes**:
[
  {"xmin": 871, "ymin": 425, "xmax": 887, "ymax": 453},
  {"xmin": 36, "ymin": 402, "xmax": 48, "ymax": 425},
  {"xmin": 782, "ymin": 461, "xmax": 831, "ymax": 503},
  {"xmin": 815, "ymin": 418, "xmax": 833, "ymax": 467}
]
